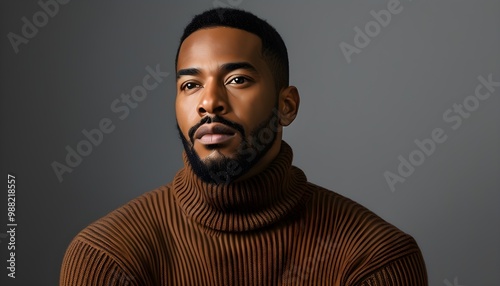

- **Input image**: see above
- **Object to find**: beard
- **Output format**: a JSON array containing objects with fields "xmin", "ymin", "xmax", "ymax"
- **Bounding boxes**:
[{"xmin": 177, "ymin": 108, "xmax": 279, "ymax": 185}]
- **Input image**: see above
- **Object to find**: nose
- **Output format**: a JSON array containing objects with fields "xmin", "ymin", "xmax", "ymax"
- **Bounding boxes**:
[{"xmin": 197, "ymin": 79, "xmax": 228, "ymax": 116}]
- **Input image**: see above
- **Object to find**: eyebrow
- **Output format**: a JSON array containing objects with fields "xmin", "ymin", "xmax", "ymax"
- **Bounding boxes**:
[
  {"xmin": 176, "ymin": 68, "xmax": 200, "ymax": 79},
  {"xmin": 220, "ymin": 62, "xmax": 257, "ymax": 73},
  {"xmin": 176, "ymin": 62, "xmax": 258, "ymax": 79}
]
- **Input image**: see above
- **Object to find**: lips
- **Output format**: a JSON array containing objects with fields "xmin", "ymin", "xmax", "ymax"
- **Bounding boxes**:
[{"xmin": 194, "ymin": 123, "xmax": 237, "ymax": 145}]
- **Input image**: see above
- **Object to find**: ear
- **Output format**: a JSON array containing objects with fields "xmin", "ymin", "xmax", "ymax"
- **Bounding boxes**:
[{"xmin": 278, "ymin": 86, "xmax": 300, "ymax": 126}]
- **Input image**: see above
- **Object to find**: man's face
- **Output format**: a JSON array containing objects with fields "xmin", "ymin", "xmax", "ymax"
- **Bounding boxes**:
[{"xmin": 175, "ymin": 27, "xmax": 282, "ymax": 183}]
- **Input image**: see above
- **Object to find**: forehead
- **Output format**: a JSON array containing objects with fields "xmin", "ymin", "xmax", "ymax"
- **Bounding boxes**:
[{"xmin": 177, "ymin": 27, "xmax": 264, "ymax": 70}]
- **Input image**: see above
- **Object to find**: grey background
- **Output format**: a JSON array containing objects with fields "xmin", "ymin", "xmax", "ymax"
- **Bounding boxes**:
[{"xmin": 1, "ymin": 0, "xmax": 499, "ymax": 285}]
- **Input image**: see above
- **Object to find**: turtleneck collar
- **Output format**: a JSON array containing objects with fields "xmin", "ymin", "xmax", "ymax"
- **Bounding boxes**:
[{"xmin": 172, "ymin": 141, "xmax": 312, "ymax": 232}]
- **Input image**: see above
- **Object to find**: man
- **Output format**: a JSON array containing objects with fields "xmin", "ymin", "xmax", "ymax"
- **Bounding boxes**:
[{"xmin": 60, "ymin": 8, "xmax": 427, "ymax": 285}]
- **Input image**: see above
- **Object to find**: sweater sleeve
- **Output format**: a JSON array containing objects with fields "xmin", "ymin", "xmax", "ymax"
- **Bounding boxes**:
[
  {"xmin": 60, "ymin": 239, "xmax": 139, "ymax": 286},
  {"xmin": 358, "ymin": 252, "xmax": 428, "ymax": 286}
]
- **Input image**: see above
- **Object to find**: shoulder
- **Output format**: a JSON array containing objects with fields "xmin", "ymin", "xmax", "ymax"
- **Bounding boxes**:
[
  {"xmin": 306, "ymin": 182, "xmax": 419, "ymax": 249},
  {"xmin": 86, "ymin": 183, "xmax": 173, "ymax": 237},
  {"xmin": 305, "ymin": 182, "xmax": 392, "ymax": 226},
  {"xmin": 68, "ymin": 184, "xmax": 175, "ymax": 261},
  {"xmin": 60, "ymin": 184, "xmax": 176, "ymax": 285},
  {"xmin": 303, "ymin": 183, "xmax": 427, "ymax": 283},
  {"xmin": 306, "ymin": 182, "xmax": 405, "ymax": 232}
]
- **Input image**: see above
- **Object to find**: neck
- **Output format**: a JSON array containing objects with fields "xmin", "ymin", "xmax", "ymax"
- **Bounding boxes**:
[
  {"xmin": 172, "ymin": 141, "xmax": 312, "ymax": 232},
  {"xmin": 234, "ymin": 136, "xmax": 283, "ymax": 182}
]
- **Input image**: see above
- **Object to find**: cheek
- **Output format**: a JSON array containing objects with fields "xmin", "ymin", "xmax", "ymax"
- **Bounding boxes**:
[
  {"xmin": 232, "ymin": 88, "xmax": 276, "ymax": 130},
  {"xmin": 175, "ymin": 96, "xmax": 198, "ymax": 136}
]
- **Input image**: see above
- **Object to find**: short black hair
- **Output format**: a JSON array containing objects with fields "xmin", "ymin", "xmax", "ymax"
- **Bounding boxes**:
[{"xmin": 175, "ymin": 8, "xmax": 289, "ymax": 92}]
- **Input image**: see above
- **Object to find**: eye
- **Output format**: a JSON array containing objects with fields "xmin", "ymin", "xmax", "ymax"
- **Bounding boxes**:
[
  {"xmin": 181, "ymin": 82, "xmax": 201, "ymax": 91},
  {"xmin": 227, "ymin": 76, "xmax": 248, "ymax": 85}
]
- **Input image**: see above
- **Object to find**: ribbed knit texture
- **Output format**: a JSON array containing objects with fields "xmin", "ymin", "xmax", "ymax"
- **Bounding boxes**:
[{"xmin": 60, "ymin": 142, "xmax": 427, "ymax": 285}]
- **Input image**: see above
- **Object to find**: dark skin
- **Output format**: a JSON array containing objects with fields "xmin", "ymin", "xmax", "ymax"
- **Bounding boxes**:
[{"xmin": 176, "ymin": 27, "xmax": 300, "ymax": 181}]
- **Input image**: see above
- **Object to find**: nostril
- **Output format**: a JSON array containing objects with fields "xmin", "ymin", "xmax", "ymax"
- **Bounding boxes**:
[{"xmin": 213, "ymin": 106, "xmax": 224, "ymax": 114}]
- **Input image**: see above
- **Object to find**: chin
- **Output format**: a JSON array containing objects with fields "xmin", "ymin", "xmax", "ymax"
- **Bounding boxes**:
[
  {"xmin": 196, "ymin": 140, "xmax": 241, "ymax": 158},
  {"xmin": 202, "ymin": 149, "xmax": 227, "ymax": 160}
]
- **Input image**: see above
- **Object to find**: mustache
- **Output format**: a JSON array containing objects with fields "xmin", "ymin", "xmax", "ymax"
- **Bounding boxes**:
[{"xmin": 188, "ymin": 115, "xmax": 246, "ymax": 144}]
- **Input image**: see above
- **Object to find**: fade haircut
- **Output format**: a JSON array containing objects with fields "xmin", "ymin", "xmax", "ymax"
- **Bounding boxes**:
[{"xmin": 175, "ymin": 8, "xmax": 289, "ymax": 92}]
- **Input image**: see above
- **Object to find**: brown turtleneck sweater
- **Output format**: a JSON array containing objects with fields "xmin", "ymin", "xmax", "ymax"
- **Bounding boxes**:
[{"xmin": 60, "ymin": 142, "xmax": 427, "ymax": 285}]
